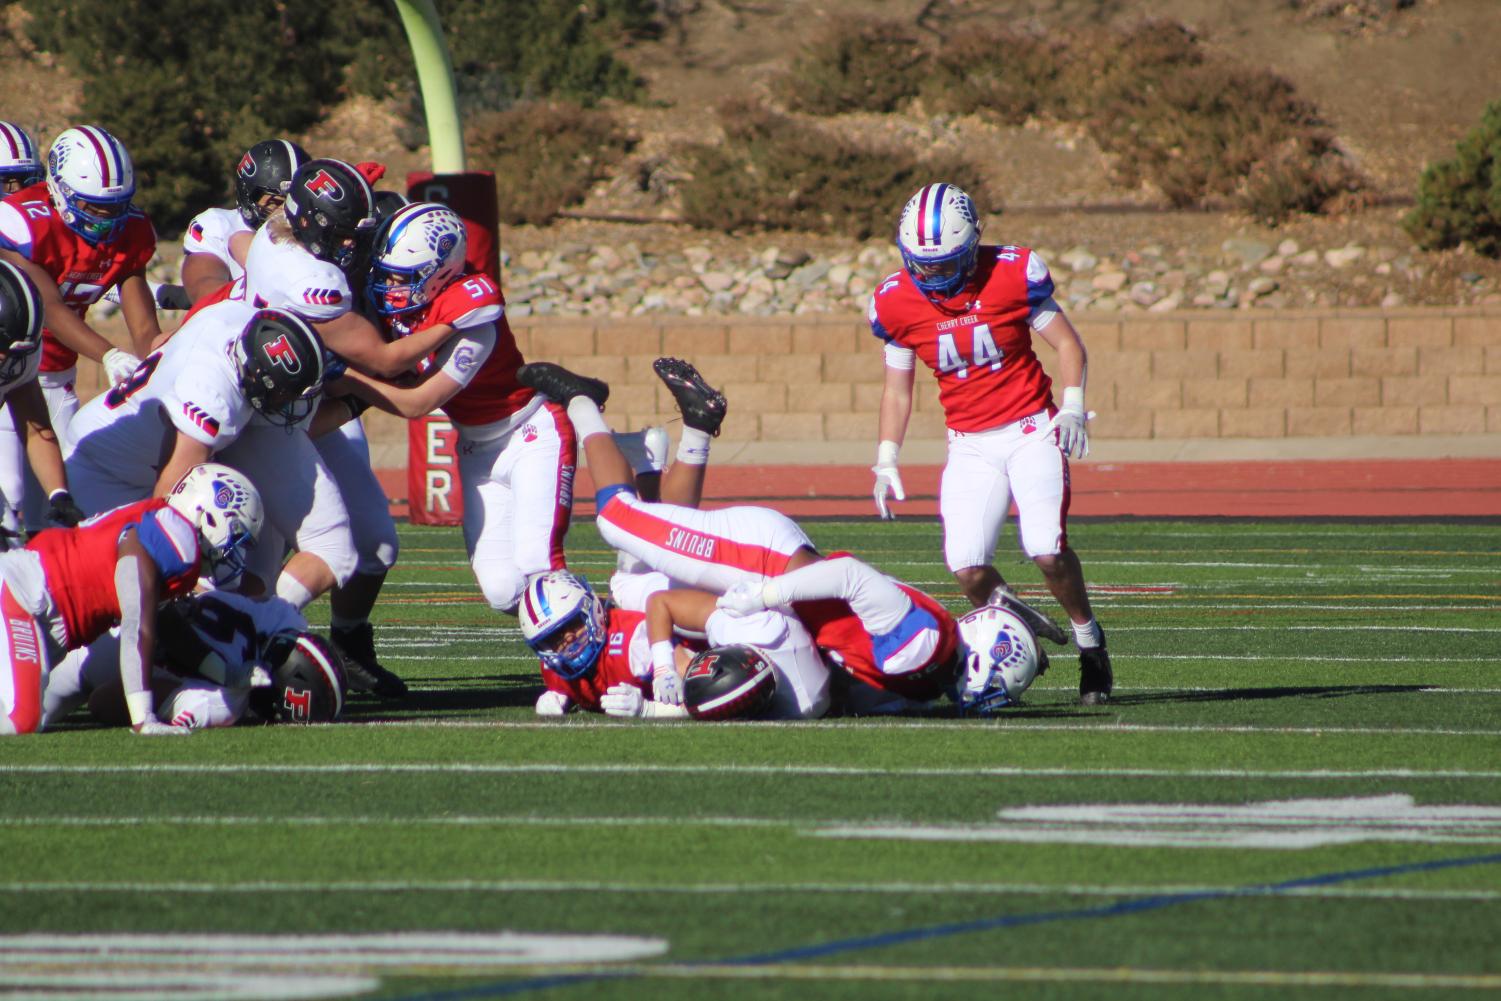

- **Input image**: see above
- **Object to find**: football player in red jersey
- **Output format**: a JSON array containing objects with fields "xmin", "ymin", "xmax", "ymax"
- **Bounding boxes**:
[
  {"xmin": 868, "ymin": 182, "xmax": 1113, "ymax": 705},
  {"xmin": 340, "ymin": 203, "xmax": 577, "ymax": 638},
  {"xmin": 0, "ymin": 462, "xmax": 263, "ymax": 736},
  {"xmin": 517, "ymin": 359, "xmax": 973, "ymax": 715}
]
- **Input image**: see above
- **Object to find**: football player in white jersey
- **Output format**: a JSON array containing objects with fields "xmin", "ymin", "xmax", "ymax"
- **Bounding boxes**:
[
  {"xmin": 222, "ymin": 159, "xmax": 458, "ymax": 696},
  {"xmin": 0, "ymin": 260, "xmax": 84, "ymax": 538},
  {"xmin": 64, "ymin": 301, "xmax": 360, "ymax": 604},
  {"xmin": 41, "ymin": 590, "xmax": 345, "ymax": 729},
  {"xmin": 180, "ymin": 139, "xmax": 310, "ymax": 305}
]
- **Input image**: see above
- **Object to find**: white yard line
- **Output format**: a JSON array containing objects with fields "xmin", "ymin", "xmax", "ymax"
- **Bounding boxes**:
[{"xmin": 1, "ymin": 879, "xmax": 1495, "ymax": 903}]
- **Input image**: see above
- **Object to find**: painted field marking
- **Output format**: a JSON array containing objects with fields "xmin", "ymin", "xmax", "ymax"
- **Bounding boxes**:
[
  {"xmin": 6, "ymin": 764, "xmax": 1501, "ymax": 780},
  {"xmin": 0, "ymin": 933, "xmax": 666, "ymax": 1001},
  {"xmin": 3, "ymin": 879, "xmax": 1497, "ymax": 903},
  {"xmin": 351, "ymin": 719, "xmax": 1501, "ymax": 737},
  {"xmin": 816, "ymin": 795, "xmax": 1501, "ymax": 849}
]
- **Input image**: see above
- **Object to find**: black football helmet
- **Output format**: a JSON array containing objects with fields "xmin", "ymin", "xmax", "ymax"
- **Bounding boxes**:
[
  {"xmin": 253, "ymin": 631, "xmax": 347, "ymax": 724},
  {"xmin": 235, "ymin": 139, "xmax": 310, "ymax": 229},
  {"xmin": 233, "ymin": 309, "xmax": 326, "ymax": 427},
  {"xmin": 372, "ymin": 189, "xmax": 410, "ymax": 225},
  {"xmin": 283, "ymin": 158, "xmax": 377, "ymax": 273},
  {"xmin": 683, "ymin": 644, "xmax": 778, "ymax": 721},
  {"xmin": 0, "ymin": 260, "xmax": 43, "ymax": 384}
]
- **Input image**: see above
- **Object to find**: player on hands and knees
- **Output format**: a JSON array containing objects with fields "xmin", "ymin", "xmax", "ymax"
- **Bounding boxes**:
[
  {"xmin": 869, "ymin": 182, "xmax": 1113, "ymax": 704},
  {"xmin": 0, "ymin": 462, "xmax": 262, "ymax": 736}
]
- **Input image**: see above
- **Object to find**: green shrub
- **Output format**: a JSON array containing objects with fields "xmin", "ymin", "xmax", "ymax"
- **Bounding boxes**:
[
  {"xmin": 1404, "ymin": 101, "xmax": 1501, "ymax": 257},
  {"xmin": 780, "ymin": 19, "xmax": 926, "ymax": 114},
  {"xmin": 921, "ymin": 28, "xmax": 1071, "ymax": 126},
  {"xmin": 678, "ymin": 99, "xmax": 990, "ymax": 238},
  {"xmin": 467, "ymin": 101, "xmax": 635, "ymax": 226}
]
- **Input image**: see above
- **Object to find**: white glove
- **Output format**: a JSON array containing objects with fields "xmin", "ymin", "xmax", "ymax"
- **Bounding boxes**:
[
  {"xmin": 600, "ymin": 683, "xmax": 646, "ymax": 718},
  {"xmin": 872, "ymin": 439, "xmax": 905, "ymax": 519},
  {"xmin": 717, "ymin": 579, "xmax": 772, "ymax": 617},
  {"xmin": 132, "ymin": 715, "xmax": 193, "ymax": 737},
  {"xmin": 1045, "ymin": 387, "xmax": 1096, "ymax": 460},
  {"xmin": 534, "ymin": 690, "xmax": 572, "ymax": 717},
  {"xmin": 650, "ymin": 641, "xmax": 683, "ymax": 705},
  {"xmin": 102, "ymin": 348, "xmax": 142, "ymax": 386}
]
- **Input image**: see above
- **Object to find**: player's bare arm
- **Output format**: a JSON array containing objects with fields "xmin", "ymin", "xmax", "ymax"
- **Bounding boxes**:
[
  {"xmin": 339, "ymin": 357, "xmax": 464, "ymax": 420},
  {"xmin": 0, "ymin": 248, "xmax": 120, "ymax": 363},
  {"xmin": 7, "ymin": 380, "xmax": 67, "ymax": 496},
  {"xmin": 151, "ymin": 432, "xmax": 214, "ymax": 499},
  {"xmin": 1031, "ymin": 309, "xmax": 1088, "ymax": 390},
  {"xmin": 114, "ymin": 529, "xmax": 184, "ymax": 736},
  {"xmin": 181, "ymin": 252, "xmax": 232, "ymax": 305},
  {"xmin": 315, "ymin": 310, "xmax": 454, "ymax": 380},
  {"xmin": 115, "ymin": 272, "xmax": 163, "ymax": 357}
]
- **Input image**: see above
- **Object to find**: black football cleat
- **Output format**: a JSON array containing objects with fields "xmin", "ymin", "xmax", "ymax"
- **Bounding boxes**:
[
  {"xmin": 989, "ymin": 585, "xmax": 1068, "ymax": 646},
  {"xmin": 653, "ymin": 357, "xmax": 728, "ymax": 436},
  {"xmin": 1078, "ymin": 635, "xmax": 1113, "ymax": 707},
  {"xmin": 516, "ymin": 362, "xmax": 610, "ymax": 408},
  {"xmin": 330, "ymin": 622, "xmax": 408, "ymax": 699}
]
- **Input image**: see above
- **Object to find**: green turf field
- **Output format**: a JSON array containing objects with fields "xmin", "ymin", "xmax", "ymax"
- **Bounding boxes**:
[{"xmin": 4, "ymin": 518, "xmax": 1500, "ymax": 1000}]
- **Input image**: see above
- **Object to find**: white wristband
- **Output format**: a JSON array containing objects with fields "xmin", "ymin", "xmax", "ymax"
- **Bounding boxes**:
[
  {"xmin": 125, "ymin": 691, "xmax": 155, "ymax": 728},
  {"xmin": 650, "ymin": 640, "xmax": 675, "ymax": 674},
  {"xmin": 1062, "ymin": 386, "xmax": 1085, "ymax": 412},
  {"xmin": 876, "ymin": 440, "xmax": 900, "ymax": 466}
]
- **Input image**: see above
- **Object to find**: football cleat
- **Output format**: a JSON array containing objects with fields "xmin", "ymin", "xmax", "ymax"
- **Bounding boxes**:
[
  {"xmin": 1078, "ymin": 632, "xmax": 1113, "ymax": 706},
  {"xmin": 330, "ymin": 622, "xmax": 408, "ymax": 699},
  {"xmin": 989, "ymin": 585, "xmax": 1068, "ymax": 646},
  {"xmin": 516, "ymin": 362, "xmax": 610, "ymax": 408},
  {"xmin": 653, "ymin": 357, "xmax": 728, "ymax": 436}
]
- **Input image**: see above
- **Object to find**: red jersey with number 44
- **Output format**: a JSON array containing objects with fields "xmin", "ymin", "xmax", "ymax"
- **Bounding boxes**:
[
  {"xmin": 869, "ymin": 244, "xmax": 1056, "ymax": 433},
  {"xmin": 0, "ymin": 183, "xmax": 156, "ymax": 373},
  {"xmin": 384, "ymin": 271, "xmax": 532, "ymax": 427},
  {"xmin": 540, "ymin": 606, "xmax": 649, "ymax": 712}
]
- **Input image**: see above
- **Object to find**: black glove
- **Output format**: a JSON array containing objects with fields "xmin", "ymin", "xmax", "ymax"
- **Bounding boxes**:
[
  {"xmin": 45, "ymin": 490, "xmax": 85, "ymax": 528},
  {"xmin": 154, "ymin": 283, "xmax": 193, "ymax": 311}
]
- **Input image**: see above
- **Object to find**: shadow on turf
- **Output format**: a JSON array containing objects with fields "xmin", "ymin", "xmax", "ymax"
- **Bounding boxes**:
[
  {"xmin": 344, "ymin": 679, "xmax": 542, "ymax": 718},
  {"xmin": 1109, "ymin": 684, "xmax": 1427, "ymax": 706}
]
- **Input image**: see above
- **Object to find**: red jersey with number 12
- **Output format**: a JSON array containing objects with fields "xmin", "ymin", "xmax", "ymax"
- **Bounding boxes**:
[
  {"xmin": 0, "ymin": 182, "xmax": 156, "ymax": 372},
  {"xmin": 868, "ymin": 245, "xmax": 1055, "ymax": 433}
]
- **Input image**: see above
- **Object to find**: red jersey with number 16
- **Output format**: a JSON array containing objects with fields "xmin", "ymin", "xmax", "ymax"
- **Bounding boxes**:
[
  {"xmin": 540, "ymin": 606, "xmax": 649, "ymax": 712},
  {"xmin": 0, "ymin": 182, "xmax": 156, "ymax": 373},
  {"xmin": 868, "ymin": 245, "xmax": 1055, "ymax": 433}
]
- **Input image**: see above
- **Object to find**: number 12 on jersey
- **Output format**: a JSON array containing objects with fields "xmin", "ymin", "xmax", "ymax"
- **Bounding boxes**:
[{"xmin": 936, "ymin": 323, "xmax": 1003, "ymax": 379}]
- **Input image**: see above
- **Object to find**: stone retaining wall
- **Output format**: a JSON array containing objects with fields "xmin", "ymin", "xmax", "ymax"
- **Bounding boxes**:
[{"xmin": 77, "ymin": 307, "xmax": 1501, "ymax": 448}]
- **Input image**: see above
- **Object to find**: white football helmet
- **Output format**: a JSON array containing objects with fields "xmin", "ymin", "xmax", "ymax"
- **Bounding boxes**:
[
  {"xmin": 955, "ymin": 604, "xmax": 1043, "ymax": 714},
  {"xmin": 896, "ymin": 182, "xmax": 983, "ymax": 300},
  {"xmin": 365, "ymin": 202, "xmax": 467, "ymax": 316},
  {"xmin": 165, "ymin": 463, "xmax": 264, "ymax": 588},
  {"xmin": 0, "ymin": 122, "xmax": 42, "ymax": 190},
  {"xmin": 46, "ymin": 126, "xmax": 136, "ymax": 245},
  {"xmin": 518, "ymin": 570, "xmax": 607, "ymax": 679}
]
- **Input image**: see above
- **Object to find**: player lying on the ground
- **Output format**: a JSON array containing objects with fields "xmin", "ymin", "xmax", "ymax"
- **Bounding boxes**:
[
  {"xmin": 41, "ymin": 590, "xmax": 346, "ymax": 729},
  {"xmin": 0, "ymin": 461, "xmax": 263, "ymax": 736},
  {"xmin": 516, "ymin": 358, "xmax": 1041, "ymax": 715}
]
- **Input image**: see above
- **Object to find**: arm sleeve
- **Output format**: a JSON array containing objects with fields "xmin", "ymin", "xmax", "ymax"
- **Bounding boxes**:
[
  {"xmin": 883, "ymin": 342, "xmax": 916, "ymax": 370},
  {"xmin": 134, "ymin": 509, "xmax": 200, "ymax": 580},
  {"xmin": 432, "ymin": 321, "xmax": 497, "ymax": 388},
  {"xmin": 0, "ymin": 204, "xmax": 34, "ymax": 256},
  {"xmin": 767, "ymin": 556, "xmax": 913, "ymax": 635}
]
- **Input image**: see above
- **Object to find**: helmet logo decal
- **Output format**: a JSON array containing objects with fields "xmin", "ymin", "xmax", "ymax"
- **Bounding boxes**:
[
  {"xmin": 305, "ymin": 168, "xmax": 344, "ymax": 201},
  {"xmin": 237, "ymin": 152, "xmax": 256, "ymax": 178},
  {"xmin": 262, "ymin": 333, "xmax": 302, "ymax": 374},
  {"xmin": 282, "ymin": 686, "xmax": 312, "ymax": 723},
  {"xmin": 212, "ymin": 481, "xmax": 234, "ymax": 508},
  {"xmin": 684, "ymin": 654, "xmax": 717, "ymax": 681}
]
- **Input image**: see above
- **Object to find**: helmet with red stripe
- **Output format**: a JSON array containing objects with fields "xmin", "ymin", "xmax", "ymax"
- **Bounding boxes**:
[
  {"xmin": 683, "ymin": 644, "xmax": 777, "ymax": 721},
  {"xmin": 896, "ymin": 182, "xmax": 983, "ymax": 300},
  {"xmin": 283, "ymin": 158, "xmax": 377, "ymax": 273},
  {"xmin": 255, "ymin": 631, "xmax": 347, "ymax": 723},
  {"xmin": 518, "ymin": 570, "xmax": 607, "ymax": 679},
  {"xmin": 0, "ymin": 122, "xmax": 42, "ymax": 191},
  {"xmin": 46, "ymin": 125, "xmax": 136, "ymax": 245},
  {"xmin": 232, "ymin": 308, "xmax": 327, "ymax": 427}
]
